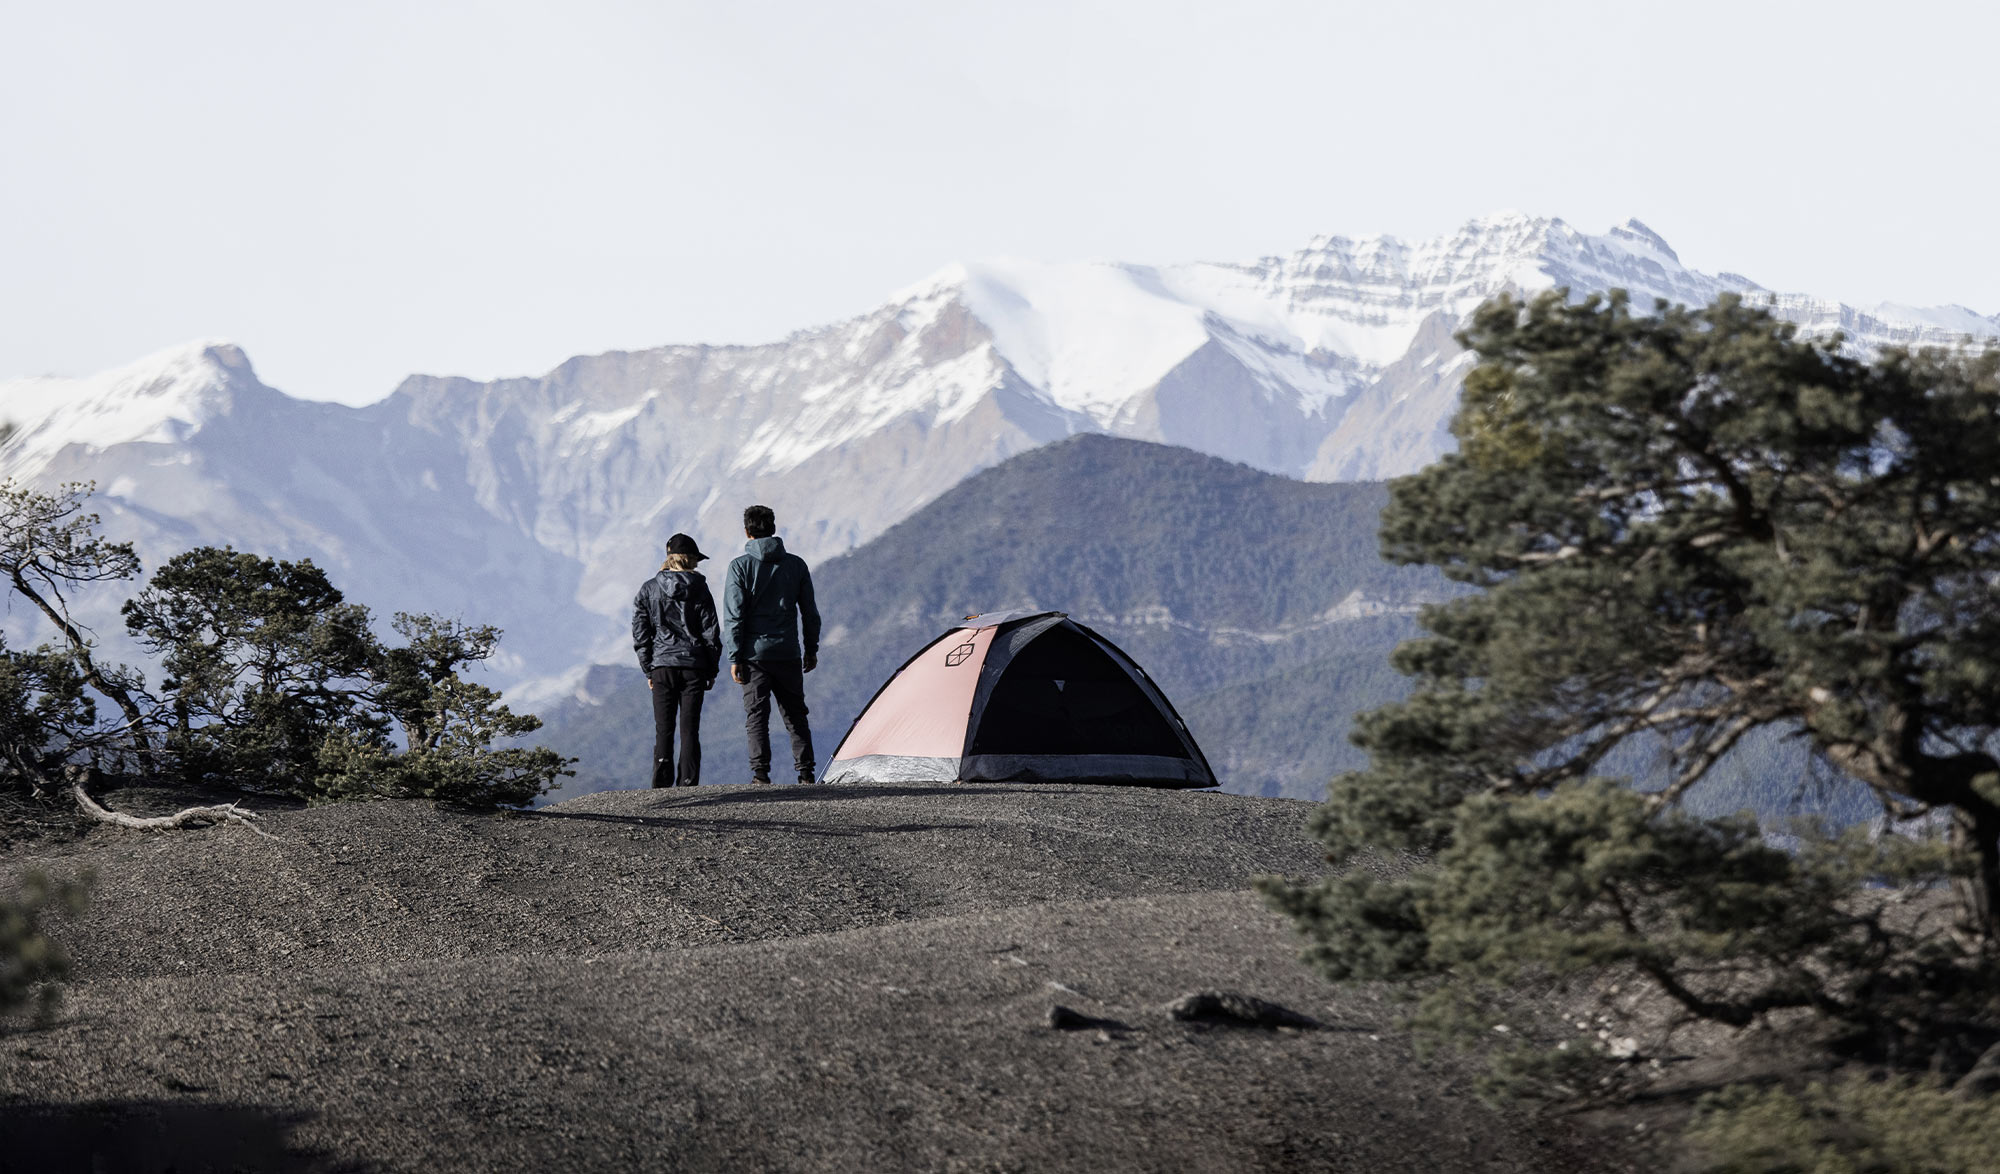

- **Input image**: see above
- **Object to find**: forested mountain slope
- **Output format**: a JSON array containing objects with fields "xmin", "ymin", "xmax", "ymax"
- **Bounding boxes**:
[{"xmin": 538, "ymin": 435, "xmax": 1444, "ymax": 799}]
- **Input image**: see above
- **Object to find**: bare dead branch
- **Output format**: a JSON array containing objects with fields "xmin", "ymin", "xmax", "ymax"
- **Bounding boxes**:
[
  {"xmin": 62, "ymin": 766, "xmax": 276, "ymax": 840},
  {"xmin": 1646, "ymin": 712, "xmax": 1760, "ymax": 813}
]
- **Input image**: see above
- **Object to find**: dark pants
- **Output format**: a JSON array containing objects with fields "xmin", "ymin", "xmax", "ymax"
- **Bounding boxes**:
[
  {"xmin": 649, "ymin": 666, "xmax": 707, "ymax": 788},
  {"xmin": 739, "ymin": 660, "xmax": 814, "ymax": 781}
]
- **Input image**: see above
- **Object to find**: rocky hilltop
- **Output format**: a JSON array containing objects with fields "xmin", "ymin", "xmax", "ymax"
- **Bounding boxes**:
[{"xmin": 0, "ymin": 784, "xmax": 1623, "ymax": 1172}]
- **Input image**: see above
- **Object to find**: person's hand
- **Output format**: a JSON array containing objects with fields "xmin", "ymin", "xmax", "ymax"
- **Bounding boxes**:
[
  {"xmin": 731, "ymin": 664, "xmax": 746, "ymax": 685},
  {"xmin": 704, "ymin": 675, "xmax": 716, "ymax": 692},
  {"xmin": 646, "ymin": 677, "xmax": 653, "ymax": 690},
  {"xmin": 803, "ymin": 653, "xmax": 817, "ymax": 674}
]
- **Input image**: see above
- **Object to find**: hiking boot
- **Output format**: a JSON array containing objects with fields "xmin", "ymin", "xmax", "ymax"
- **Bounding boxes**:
[
  {"xmin": 750, "ymin": 776, "xmax": 773, "ymax": 785},
  {"xmin": 796, "ymin": 773, "xmax": 816, "ymax": 786}
]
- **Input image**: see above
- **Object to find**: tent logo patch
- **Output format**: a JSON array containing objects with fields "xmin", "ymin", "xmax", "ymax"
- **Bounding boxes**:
[{"xmin": 945, "ymin": 639, "xmax": 977, "ymax": 666}]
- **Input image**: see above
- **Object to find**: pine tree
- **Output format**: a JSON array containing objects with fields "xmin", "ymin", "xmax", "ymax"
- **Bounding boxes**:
[
  {"xmin": 0, "ymin": 480, "xmax": 152, "ymax": 767},
  {"xmin": 121, "ymin": 549, "xmax": 571, "ymax": 805},
  {"xmin": 1262, "ymin": 290, "xmax": 2000, "ymax": 1088},
  {"xmin": 122, "ymin": 547, "xmax": 380, "ymax": 792}
]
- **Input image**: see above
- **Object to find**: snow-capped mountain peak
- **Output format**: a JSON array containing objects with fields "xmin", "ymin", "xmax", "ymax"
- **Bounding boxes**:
[
  {"xmin": 6, "ymin": 214, "xmax": 1998, "ymax": 702},
  {"xmin": 953, "ymin": 258, "xmax": 1212, "ymax": 419},
  {"xmin": 0, "ymin": 340, "xmax": 263, "ymax": 479},
  {"xmin": 1603, "ymin": 217, "xmax": 1681, "ymax": 262}
]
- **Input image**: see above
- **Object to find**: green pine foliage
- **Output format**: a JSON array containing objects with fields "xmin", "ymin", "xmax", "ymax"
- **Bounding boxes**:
[
  {"xmin": 1684, "ymin": 1077, "xmax": 2000, "ymax": 1174},
  {"xmin": 0, "ymin": 480, "xmax": 153, "ymax": 770},
  {"xmin": 0, "ymin": 635, "xmax": 98, "ymax": 788},
  {"xmin": 0, "ymin": 871, "xmax": 87, "ymax": 1024},
  {"xmin": 0, "ymin": 479, "xmax": 569, "ymax": 809},
  {"xmin": 123, "ymin": 547, "xmax": 382, "ymax": 791},
  {"xmin": 1262, "ymin": 290, "xmax": 2000, "ymax": 1098},
  {"xmin": 314, "ymin": 613, "xmax": 568, "ymax": 807},
  {"xmin": 120, "ymin": 548, "xmax": 571, "ymax": 805}
]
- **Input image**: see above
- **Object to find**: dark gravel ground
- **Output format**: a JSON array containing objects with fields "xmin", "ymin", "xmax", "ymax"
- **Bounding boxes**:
[{"xmin": 1, "ymin": 783, "xmax": 1633, "ymax": 1173}]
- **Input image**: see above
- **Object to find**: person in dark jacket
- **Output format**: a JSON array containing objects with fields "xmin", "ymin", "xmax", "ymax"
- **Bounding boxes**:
[
  {"xmin": 722, "ymin": 505, "xmax": 820, "ymax": 784},
  {"xmin": 633, "ymin": 533, "xmax": 722, "ymax": 788}
]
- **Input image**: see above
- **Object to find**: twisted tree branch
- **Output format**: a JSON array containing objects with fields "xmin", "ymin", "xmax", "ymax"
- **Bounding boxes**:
[{"xmin": 62, "ymin": 766, "xmax": 275, "ymax": 839}]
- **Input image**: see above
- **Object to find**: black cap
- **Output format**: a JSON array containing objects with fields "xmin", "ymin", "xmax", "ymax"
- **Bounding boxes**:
[{"xmin": 665, "ymin": 533, "xmax": 707, "ymax": 562}]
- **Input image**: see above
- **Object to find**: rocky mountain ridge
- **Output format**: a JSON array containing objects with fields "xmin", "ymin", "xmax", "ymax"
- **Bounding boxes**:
[{"xmin": 2, "ymin": 213, "xmax": 1992, "ymax": 698}]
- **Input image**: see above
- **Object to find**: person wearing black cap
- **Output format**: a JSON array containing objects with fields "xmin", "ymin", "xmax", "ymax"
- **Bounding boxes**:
[{"xmin": 632, "ymin": 533, "xmax": 722, "ymax": 788}]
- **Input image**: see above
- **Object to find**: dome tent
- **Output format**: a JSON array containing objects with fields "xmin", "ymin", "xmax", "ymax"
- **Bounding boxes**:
[{"xmin": 822, "ymin": 610, "xmax": 1217, "ymax": 788}]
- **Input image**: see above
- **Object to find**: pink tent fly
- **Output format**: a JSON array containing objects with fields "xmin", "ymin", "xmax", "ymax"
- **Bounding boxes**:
[{"xmin": 822, "ymin": 610, "xmax": 1217, "ymax": 788}]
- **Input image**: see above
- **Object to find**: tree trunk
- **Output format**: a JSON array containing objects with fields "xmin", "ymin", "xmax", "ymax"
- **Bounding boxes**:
[
  {"xmin": 1951, "ymin": 809, "xmax": 2000, "ymax": 948},
  {"xmin": 1822, "ymin": 732, "xmax": 2000, "ymax": 948},
  {"xmin": 9, "ymin": 571, "xmax": 153, "ymax": 768}
]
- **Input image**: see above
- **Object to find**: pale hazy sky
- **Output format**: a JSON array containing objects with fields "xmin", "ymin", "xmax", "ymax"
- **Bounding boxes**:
[{"xmin": 5, "ymin": 0, "xmax": 1996, "ymax": 405}]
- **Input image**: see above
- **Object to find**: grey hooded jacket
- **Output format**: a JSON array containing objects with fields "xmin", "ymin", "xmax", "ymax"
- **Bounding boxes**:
[{"xmin": 722, "ymin": 536, "xmax": 820, "ymax": 664}]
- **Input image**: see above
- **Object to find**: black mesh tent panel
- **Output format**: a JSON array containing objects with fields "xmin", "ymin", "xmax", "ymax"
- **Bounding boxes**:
[
  {"xmin": 1073, "ymin": 620, "xmax": 1220, "ymax": 788},
  {"xmin": 967, "ymin": 623, "xmax": 1192, "ymax": 759},
  {"xmin": 964, "ymin": 613, "xmax": 1068, "ymax": 747}
]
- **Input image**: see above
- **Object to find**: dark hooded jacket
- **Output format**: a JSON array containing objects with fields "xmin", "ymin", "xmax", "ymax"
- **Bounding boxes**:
[
  {"xmin": 633, "ymin": 569, "xmax": 722, "ymax": 675},
  {"xmin": 723, "ymin": 536, "xmax": 820, "ymax": 664}
]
